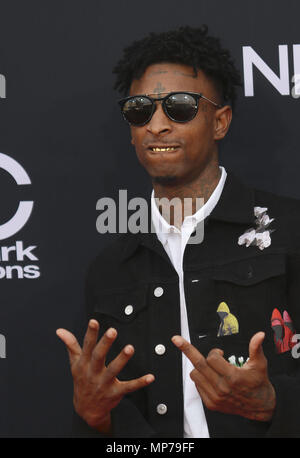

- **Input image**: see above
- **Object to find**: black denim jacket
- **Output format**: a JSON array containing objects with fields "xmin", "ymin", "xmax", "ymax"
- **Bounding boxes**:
[{"xmin": 73, "ymin": 171, "xmax": 300, "ymax": 438}]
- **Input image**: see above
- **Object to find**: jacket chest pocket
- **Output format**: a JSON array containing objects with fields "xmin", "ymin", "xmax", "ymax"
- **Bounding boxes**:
[
  {"xmin": 212, "ymin": 253, "xmax": 287, "ymax": 342},
  {"xmin": 92, "ymin": 286, "xmax": 149, "ymax": 377},
  {"xmin": 94, "ymin": 285, "xmax": 148, "ymax": 321},
  {"xmin": 93, "ymin": 286, "xmax": 149, "ymax": 348}
]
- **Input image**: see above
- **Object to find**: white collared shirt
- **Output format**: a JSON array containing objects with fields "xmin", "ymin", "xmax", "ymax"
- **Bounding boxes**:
[{"xmin": 151, "ymin": 166, "xmax": 227, "ymax": 438}]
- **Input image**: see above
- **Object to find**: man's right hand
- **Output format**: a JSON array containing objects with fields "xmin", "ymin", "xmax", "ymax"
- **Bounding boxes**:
[{"xmin": 56, "ymin": 319, "xmax": 155, "ymax": 434}]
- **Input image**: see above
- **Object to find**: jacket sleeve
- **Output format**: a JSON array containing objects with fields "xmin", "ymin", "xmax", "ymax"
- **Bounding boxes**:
[{"xmin": 266, "ymin": 252, "xmax": 300, "ymax": 437}]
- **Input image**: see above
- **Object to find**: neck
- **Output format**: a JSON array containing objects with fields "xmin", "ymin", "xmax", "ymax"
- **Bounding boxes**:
[{"xmin": 152, "ymin": 161, "xmax": 221, "ymax": 227}]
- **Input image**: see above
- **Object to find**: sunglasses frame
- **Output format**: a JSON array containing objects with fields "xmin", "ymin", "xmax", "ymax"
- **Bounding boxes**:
[{"xmin": 118, "ymin": 91, "xmax": 222, "ymax": 126}]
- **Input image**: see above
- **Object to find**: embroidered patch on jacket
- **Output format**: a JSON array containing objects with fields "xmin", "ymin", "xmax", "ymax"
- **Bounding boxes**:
[
  {"xmin": 217, "ymin": 301, "xmax": 239, "ymax": 337},
  {"xmin": 238, "ymin": 206, "xmax": 275, "ymax": 251},
  {"xmin": 271, "ymin": 308, "xmax": 296, "ymax": 354},
  {"xmin": 228, "ymin": 355, "xmax": 249, "ymax": 367}
]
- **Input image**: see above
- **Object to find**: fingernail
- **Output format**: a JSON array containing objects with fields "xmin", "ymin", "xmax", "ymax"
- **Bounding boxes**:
[
  {"xmin": 146, "ymin": 374, "xmax": 155, "ymax": 383},
  {"xmin": 89, "ymin": 320, "xmax": 98, "ymax": 329},
  {"xmin": 106, "ymin": 328, "xmax": 117, "ymax": 338},
  {"xmin": 124, "ymin": 345, "xmax": 134, "ymax": 355},
  {"xmin": 172, "ymin": 336, "xmax": 183, "ymax": 347}
]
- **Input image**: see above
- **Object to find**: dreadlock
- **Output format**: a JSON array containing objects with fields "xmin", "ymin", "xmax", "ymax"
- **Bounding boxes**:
[{"xmin": 113, "ymin": 25, "xmax": 242, "ymax": 110}]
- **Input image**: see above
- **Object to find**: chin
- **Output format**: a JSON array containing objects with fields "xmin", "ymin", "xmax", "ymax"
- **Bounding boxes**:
[{"xmin": 152, "ymin": 175, "xmax": 179, "ymax": 186}]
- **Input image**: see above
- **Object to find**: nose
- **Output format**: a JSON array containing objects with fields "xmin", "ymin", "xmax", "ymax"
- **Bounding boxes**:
[{"xmin": 146, "ymin": 101, "xmax": 173, "ymax": 135}]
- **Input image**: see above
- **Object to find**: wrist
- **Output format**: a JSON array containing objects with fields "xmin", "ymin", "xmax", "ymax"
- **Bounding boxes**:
[
  {"xmin": 75, "ymin": 403, "xmax": 113, "ymax": 435},
  {"xmin": 94, "ymin": 414, "xmax": 112, "ymax": 435},
  {"xmin": 256, "ymin": 383, "xmax": 276, "ymax": 422}
]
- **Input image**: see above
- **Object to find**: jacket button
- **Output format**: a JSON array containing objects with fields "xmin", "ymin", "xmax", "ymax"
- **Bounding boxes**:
[
  {"xmin": 154, "ymin": 287, "xmax": 164, "ymax": 297},
  {"xmin": 156, "ymin": 403, "xmax": 167, "ymax": 415},
  {"xmin": 155, "ymin": 344, "xmax": 166, "ymax": 355},
  {"xmin": 124, "ymin": 305, "xmax": 133, "ymax": 315}
]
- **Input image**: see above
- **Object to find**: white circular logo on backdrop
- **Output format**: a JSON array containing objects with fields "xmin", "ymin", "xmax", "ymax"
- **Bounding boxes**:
[{"xmin": 0, "ymin": 153, "xmax": 34, "ymax": 240}]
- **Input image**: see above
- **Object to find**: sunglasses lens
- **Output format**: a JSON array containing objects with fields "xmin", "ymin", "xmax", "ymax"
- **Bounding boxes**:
[
  {"xmin": 122, "ymin": 96, "xmax": 153, "ymax": 125},
  {"xmin": 165, "ymin": 93, "xmax": 197, "ymax": 122}
]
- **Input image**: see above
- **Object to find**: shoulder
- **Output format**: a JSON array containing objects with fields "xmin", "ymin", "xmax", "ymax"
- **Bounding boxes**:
[
  {"xmin": 253, "ymin": 186, "xmax": 300, "ymax": 252},
  {"xmin": 254, "ymin": 187, "xmax": 300, "ymax": 219},
  {"xmin": 253, "ymin": 186, "xmax": 300, "ymax": 228},
  {"xmin": 85, "ymin": 233, "xmax": 139, "ymax": 287}
]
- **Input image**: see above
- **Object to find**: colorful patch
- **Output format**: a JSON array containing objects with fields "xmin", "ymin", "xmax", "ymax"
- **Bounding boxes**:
[
  {"xmin": 217, "ymin": 301, "xmax": 239, "ymax": 337},
  {"xmin": 271, "ymin": 308, "xmax": 296, "ymax": 354}
]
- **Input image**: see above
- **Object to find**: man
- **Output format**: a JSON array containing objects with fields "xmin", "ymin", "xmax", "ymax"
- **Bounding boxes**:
[{"xmin": 56, "ymin": 25, "xmax": 300, "ymax": 437}]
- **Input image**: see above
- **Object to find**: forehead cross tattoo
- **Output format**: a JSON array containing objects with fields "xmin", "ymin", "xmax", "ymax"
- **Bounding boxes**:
[{"xmin": 153, "ymin": 82, "xmax": 166, "ymax": 95}]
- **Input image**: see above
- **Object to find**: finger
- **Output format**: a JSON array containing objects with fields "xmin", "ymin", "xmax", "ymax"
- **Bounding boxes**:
[
  {"xmin": 190, "ymin": 368, "xmax": 241, "ymax": 414},
  {"xmin": 248, "ymin": 332, "xmax": 267, "ymax": 365},
  {"xmin": 190, "ymin": 368, "xmax": 219, "ymax": 405},
  {"xmin": 210, "ymin": 348, "xmax": 224, "ymax": 357},
  {"xmin": 121, "ymin": 373, "xmax": 155, "ymax": 395},
  {"xmin": 194, "ymin": 381, "xmax": 217, "ymax": 412},
  {"xmin": 172, "ymin": 336, "xmax": 234, "ymax": 386},
  {"xmin": 206, "ymin": 348, "xmax": 234, "ymax": 376},
  {"xmin": 81, "ymin": 320, "xmax": 100, "ymax": 361},
  {"xmin": 172, "ymin": 335, "xmax": 207, "ymax": 370},
  {"xmin": 191, "ymin": 349, "xmax": 234, "ymax": 395},
  {"xmin": 102, "ymin": 344, "xmax": 135, "ymax": 382},
  {"xmin": 56, "ymin": 328, "xmax": 82, "ymax": 366},
  {"xmin": 90, "ymin": 327, "xmax": 117, "ymax": 372}
]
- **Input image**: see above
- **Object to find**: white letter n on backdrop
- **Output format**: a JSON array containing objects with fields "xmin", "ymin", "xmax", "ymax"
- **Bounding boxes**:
[
  {"xmin": 293, "ymin": 44, "xmax": 300, "ymax": 96},
  {"xmin": 243, "ymin": 45, "xmax": 289, "ymax": 96},
  {"xmin": 0, "ymin": 74, "xmax": 6, "ymax": 98}
]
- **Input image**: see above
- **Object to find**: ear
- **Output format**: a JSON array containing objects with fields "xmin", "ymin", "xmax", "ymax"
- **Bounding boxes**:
[
  {"xmin": 131, "ymin": 137, "xmax": 135, "ymax": 145},
  {"xmin": 214, "ymin": 105, "xmax": 232, "ymax": 140}
]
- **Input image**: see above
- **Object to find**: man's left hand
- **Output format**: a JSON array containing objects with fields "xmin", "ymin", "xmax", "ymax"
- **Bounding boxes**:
[{"xmin": 171, "ymin": 332, "xmax": 276, "ymax": 422}]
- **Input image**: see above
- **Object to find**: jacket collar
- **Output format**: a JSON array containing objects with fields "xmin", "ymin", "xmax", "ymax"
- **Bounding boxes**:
[
  {"xmin": 121, "ymin": 170, "xmax": 255, "ymax": 261},
  {"xmin": 208, "ymin": 170, "xmax": 255, "ymax": 225}
]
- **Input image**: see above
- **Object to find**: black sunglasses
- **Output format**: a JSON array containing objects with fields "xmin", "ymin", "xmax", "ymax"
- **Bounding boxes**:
[{"xmin": 118, "ymin": 91, "xmax": 222, "ymax": 126}]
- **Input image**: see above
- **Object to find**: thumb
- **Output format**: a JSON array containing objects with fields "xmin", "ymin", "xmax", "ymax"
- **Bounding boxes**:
[{"xmin": 248, "ymin": 331, "xmax": 266, "ymax": 364}]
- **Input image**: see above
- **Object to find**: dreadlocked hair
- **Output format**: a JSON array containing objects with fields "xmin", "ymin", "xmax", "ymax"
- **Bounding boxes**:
[{"xmin": 113, "ymin": 25, "xmax": 242, "ymax": 111}]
